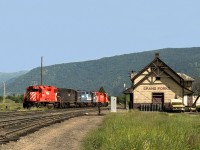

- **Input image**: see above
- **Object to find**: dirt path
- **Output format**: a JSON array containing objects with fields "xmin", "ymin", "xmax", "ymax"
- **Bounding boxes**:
[{"xmin": 0, "ymin": 110, "xmax": 108, "ymax": 150}]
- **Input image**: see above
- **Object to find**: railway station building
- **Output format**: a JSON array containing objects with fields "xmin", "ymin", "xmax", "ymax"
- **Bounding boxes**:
[{"xmin": 124, "ymin": 53, "xmax": 194, "ymax": 111}]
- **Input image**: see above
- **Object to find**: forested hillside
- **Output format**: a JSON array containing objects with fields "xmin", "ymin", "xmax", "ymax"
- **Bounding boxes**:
[
  {"xmin": 0, "ymin": 71, "xmax": 28, "ymax": 83},
  {"xmin": 1, "ymin": 48, "xmax": 200, "ymax": 96}
]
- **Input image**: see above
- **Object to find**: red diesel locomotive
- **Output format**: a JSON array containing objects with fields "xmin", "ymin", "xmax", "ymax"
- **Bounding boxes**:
[
  {"xmin": 23, "ymin": 85, "xmax": 109, "ymax": 108},
  {"xmin": 23, "ymin": 85, "xmax": 57, "ymax": 108}
]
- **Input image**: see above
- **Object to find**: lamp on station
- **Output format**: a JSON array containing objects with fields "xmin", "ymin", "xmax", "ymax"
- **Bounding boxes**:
[{"xmin": 124, "ymin": 83, "xmax": 126, "ymax": 109}]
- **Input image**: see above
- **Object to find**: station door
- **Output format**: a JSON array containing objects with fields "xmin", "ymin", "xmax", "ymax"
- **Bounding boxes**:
[{"xmin": 152, "ymin": 93, "xmax": 164, "ymax": 103}]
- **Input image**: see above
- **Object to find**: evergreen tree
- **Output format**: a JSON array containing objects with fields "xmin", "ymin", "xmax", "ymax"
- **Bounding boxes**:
[
  {"xmin": 193, "ymin": 77, "xmax": 200, "ymax": 95},
  {"xmin": 99, "ymin": 86, "xmax": 106, "ymax": 93}
]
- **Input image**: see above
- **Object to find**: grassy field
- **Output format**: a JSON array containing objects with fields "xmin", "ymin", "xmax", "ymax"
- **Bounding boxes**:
[
  {"xmin": 83, "ymin": 111, "xmax": 200, "ymax": 150},
  {"xmin": 0, "ymin": 99, "xmax": 47, "ymax": 111},
  {"xmin": 0, "ymin": 99, "xmax": 23, "ymax": 111}
]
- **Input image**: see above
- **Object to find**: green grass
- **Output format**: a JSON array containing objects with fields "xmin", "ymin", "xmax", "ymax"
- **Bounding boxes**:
[
  {"xmin": 0, "ymin": 99, "xmax": 23, "ymax": 111},
  {"xmin": 83, "ymin": 111, "xmax": 200, "ymax": 150},
  {"xmin": 0, "ymin": 99, "xmax": 47, "ymax": 111}
]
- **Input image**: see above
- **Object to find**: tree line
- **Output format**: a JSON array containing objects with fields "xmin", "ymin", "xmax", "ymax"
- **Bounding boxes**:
[{"xmin": 0, "ymin": 94, "xmax": 23, "ymax": 103}]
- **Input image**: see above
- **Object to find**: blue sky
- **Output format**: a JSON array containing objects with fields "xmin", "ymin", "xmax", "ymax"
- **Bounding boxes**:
[{"xmin": 0, "ymin": 0, "xmax": 200, "ymax": 72}]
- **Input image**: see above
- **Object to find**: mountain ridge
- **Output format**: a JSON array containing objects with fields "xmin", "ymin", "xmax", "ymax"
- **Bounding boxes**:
[
  {"xmin": 1, "ymin": 47, "xmax": 200, "ymax": 96},
  {"xmin": 0, "ymin": 71, "xmax": 28, "ymax": 83}
]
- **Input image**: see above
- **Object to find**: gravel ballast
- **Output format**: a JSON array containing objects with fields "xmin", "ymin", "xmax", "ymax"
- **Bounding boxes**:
[{"xmin": 0, "ymin": 111, "xmax": 108, "ymax": 150}]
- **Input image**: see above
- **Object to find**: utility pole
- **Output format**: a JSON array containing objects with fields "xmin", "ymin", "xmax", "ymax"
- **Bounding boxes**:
[
  {"xmin": 41, "ymin": 56, "xmax": 43, "ymax": 85},
  {"xmin": 3, "ymin": 82, "xmax": 5, "ymax": 103}
]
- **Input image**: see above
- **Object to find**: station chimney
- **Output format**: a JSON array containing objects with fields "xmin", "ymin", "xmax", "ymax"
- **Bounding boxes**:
[{"xmin": 155, "ymin": 53, "xmax": 159, "ymax": 58}]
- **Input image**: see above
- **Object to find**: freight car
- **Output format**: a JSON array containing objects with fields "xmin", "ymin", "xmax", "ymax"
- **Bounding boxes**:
[{"xmin": 23, "ymin": 85, "xmax": 109, "ymax": 108}]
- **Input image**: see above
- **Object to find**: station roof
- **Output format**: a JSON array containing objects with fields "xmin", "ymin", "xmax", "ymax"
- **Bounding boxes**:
[{"xmin": 177, "ymin": 73, "xmax": 194, "ymax": 82}]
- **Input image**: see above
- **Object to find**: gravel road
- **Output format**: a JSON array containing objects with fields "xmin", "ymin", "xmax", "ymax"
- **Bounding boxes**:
[{"xmin": 1, "ymin": 110, "xmax": 109, "ymax": 150}]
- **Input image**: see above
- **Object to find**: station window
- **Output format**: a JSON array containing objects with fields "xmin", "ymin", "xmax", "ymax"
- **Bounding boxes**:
[{"xmin": 156, "ymin": 77, "xmax": 161, "ymax": 80}]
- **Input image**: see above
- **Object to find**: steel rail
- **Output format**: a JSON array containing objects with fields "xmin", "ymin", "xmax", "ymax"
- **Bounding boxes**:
[{"xmin": 0, "ymin": 108, "xmax": 96, "ymax": 145}]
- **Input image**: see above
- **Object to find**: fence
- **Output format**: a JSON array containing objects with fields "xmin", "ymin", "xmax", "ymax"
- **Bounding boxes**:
[{"xmin": 140, "ymin": 103, "xmax": 162, "ymax": 112}]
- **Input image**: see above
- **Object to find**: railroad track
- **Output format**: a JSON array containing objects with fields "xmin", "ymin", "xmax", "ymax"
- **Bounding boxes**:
[
  {"xmin": 0, "ymin": 108, "xmax": 82, "ymax": 119},
  {"xmin": 0, "ymin": 108, "xmax": 98, "ymax": 145}
]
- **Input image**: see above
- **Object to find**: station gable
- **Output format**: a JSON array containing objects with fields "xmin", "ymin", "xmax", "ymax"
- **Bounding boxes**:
[{"xmin": 125, "ymin": 53, "xmax": 193, "ymax": 95}]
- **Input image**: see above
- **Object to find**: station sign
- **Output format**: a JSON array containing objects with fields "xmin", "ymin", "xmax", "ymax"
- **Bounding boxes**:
[
  {"xmin": 143, "ymin": 86, "xmax": 169, "ymax": 90},
  {"xmin": 111, "ymin": 96, "xmax": 117, "ymax": 112}
]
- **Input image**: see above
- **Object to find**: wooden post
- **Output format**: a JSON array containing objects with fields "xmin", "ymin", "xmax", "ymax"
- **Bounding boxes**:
[{"xmin": 98, "ymin": 102, "xmax": 101, "ymax": 115}]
